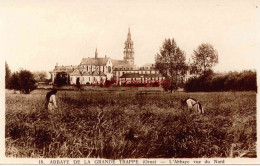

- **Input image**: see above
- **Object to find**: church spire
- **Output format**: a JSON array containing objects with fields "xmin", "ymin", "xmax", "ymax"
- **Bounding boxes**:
[
  {"xmin": 127, "ymin": 27, "xmax": 131, "ymax": 40},
  {"xmin": 124, "ymin": 27, "xmax": 134, "ymax": 64},
  {"xmin": 95, "ymin": 48, "xmax": 98, "ymax": 58}
]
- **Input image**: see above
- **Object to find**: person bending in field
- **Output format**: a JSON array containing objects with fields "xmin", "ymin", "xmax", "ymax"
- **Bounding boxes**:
[
  {"xmin": 45, "ymin": 89, "xmax": 58, "ymax": 110},
  {"xmin": 180, "ymin": 97, "xmax": 204, "ymax": 114}
]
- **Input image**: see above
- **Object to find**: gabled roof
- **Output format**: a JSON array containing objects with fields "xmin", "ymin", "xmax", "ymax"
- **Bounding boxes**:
[
  {"xmin": 70, "ymin": 69, "xmax": 82, "ymax": 76},
  {"xmin": 92, "ymin": 71, "xmax": 100, "ymax": 76},
  {"xmin": 111, "ymin": 59, "xmax": 129, "ymax": 67},
  {"xmin": 53, "ymin": 65, "xmax": 78, "ymax": 73},
  {"xmin": 142, "ymin": 63, "xmax": 155, "ymax": 68},
  {"xmin": 80, "ymin": 57, "xmax": 110, "ymax": 66},
  {"xmin": 99, "ymin": 72, "xmax": 106, "ymax": 76},
  {"xmin": 140, "ymin": 63, "xmax": 156, "ymax": 70},
  {"xmin": 82, "ymin": 71, "xmax": 91, "ymax": 76},
  {"xmin": 111, "ymin": 59, "xmax": 138, "ymax": 70}
]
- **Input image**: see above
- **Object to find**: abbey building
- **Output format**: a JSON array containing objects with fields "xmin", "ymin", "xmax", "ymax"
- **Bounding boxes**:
[{"xmin": 50, "ymin": 28, "xmax": 165, "ymax": 85}]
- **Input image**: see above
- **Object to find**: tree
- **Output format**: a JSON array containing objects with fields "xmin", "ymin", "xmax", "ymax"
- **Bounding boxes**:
[
  {"xmin": 18, "ymin": 70, "xmax": 37, "ymax": 94},
  {"xmin": 5, "ymin": 61, "xmax": 11, "ymax": 89},
  {"xmin": 9, "ymin": 72, "xmax": 20, "ymax": 93},
  {"xmin": 191, "ymin": 43, "xmax": 218, "ymax": 76},
  {"xmin": 155, "ymin": 38, "xmax": 188, "ymax": 93},
  {"xmin": 33, "ymin": 71, "xmax": 48, "ymax": 82},
  {"xmin": 54, "ymin": 72, "xmax": 67, "ymax": 86}
]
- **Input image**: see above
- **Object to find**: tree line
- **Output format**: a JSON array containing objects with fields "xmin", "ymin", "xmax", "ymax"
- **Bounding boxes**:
[
  {"xmin": 155, "ymin": 38, "xmax": 256, "ymax": 92},
  {"xmin": 5, "ymin": 37, "xmax": 257, "ymax": 93},
  {"xmin": 5, "ymin": 62, "xmax": 48, "ymax": 94},
  {"xmin": 184, "ymin": 70, "xmax": 257, "ymax": 92}
]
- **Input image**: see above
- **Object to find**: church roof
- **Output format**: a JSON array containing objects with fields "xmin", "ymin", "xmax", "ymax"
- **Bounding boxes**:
[
  {"xmin": 80, "ymin": 57, "xmax": 109, "ymax": 66},
  {"xmin": 112, "ymin": 59, "xmax": 138, "ymax": 69}
]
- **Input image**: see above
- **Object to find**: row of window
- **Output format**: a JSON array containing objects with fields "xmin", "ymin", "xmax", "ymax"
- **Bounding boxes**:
[
  {"xmin": 113, "ymin": 70, "xmax": 159, "ymax": 76},
  {"xmin": 80, "ymin": 65, "xmax": 106, "ymax": 72},
  {"xmin": 71, "ymin": 76, "xmax": 106, "ymax": 82},
  {"xmin": 120, "ymin": 77, "xmax": 163, "ymax": 80},
  {"xmin": 114, "ymin": 66, "xmax": 155, "ymax": 70}
]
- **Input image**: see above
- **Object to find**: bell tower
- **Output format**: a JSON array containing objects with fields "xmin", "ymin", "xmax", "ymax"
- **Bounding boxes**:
[{"xmin": 123, "ymin": 28, "xmax": 134, "ymax": 64}]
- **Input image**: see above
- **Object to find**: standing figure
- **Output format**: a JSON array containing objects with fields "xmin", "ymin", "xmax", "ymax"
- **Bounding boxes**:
[{"xmin": 45, "ymin": 89, "xmax": 58, "ymax": 110}]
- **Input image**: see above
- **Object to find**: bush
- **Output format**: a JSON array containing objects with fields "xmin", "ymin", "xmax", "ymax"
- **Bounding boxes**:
[
  {"xmin": 18, "ymin": 70, "xmax": 37, "ymax": 93},
  {"xmin": 9, "ymin": 70, "xmax": 37, "ymax": 94},
  {"xmin": 54, "ymin": 72, "xmax": 68, "ymax": 86},
  {"xmin": 185, "ymin": 70, "xmax": 257, "ymax": 92}
]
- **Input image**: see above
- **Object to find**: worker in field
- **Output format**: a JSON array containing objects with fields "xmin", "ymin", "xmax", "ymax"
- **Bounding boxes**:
[{"xmin": 45, "ymin": 88, "xmax": 58, "ymax": 110}]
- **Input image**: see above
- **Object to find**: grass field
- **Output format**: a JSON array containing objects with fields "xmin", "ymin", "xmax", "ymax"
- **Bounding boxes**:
[{"xmin": 5, "ymin": 89, "xmax": 256, "ymax": 158}]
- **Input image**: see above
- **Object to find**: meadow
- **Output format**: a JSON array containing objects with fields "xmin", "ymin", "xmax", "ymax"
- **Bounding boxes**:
[{"xmin": 5, "ymin": 89, "xmax": 256, "ymax": 158}]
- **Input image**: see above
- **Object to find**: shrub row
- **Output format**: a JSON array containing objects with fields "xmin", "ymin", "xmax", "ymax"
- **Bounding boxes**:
[{"xmin": 184, "ymin": 70, "xmax": 257, "ymax": 92}]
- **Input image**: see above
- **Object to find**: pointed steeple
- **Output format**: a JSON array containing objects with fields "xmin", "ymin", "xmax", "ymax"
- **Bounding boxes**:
[
  {"xmin": 95, "ymin": 48, "xmax": 98, "ymax": 58},
  {"xmin": 124, "ymin": 27, "xmax": 134, "ymax": 64},
  {"xmin": 127, "ymin": 27, "xmax": 131, "ymax": 40}
]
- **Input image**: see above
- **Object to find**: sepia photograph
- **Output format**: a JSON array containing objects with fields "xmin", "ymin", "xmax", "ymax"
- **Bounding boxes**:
[{"xmin": 1, "ymin": 0, "xmax": 259, "ymax": 164}]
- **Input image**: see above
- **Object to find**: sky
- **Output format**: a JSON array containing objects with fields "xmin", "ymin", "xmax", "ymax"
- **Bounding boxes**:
[{"xmin": 1, "ymin": 0, "xmax": 259, "ymax": 73}]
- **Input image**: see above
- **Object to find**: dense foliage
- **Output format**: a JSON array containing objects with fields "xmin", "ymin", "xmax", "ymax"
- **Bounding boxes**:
[
  {"xmin": 18, "ymin": 70, "xmax": 37, "ymax": 93},
  {"xmin": 155, "ymin": 38, "xmax": 188, "ymax": 92},
  {"xmin": 184, "ymin": 70, "xmax": 257, "ymax": 92},
  {"xmin": 33, "ymin": 71, "xmax": 48, "ymax": 82},
  {"xmin": 190, "ymin": 43, "xmax": 218, "ymax": 76},
  {"xmin": 54, "ymin": 72, "xmax": 68, "ymax": 86},
  {"xmin": 5, "ymin": 62, "xmax": 11, "ymax": 89},
  {"xmin": 9, "ymin": 72, "xmax": 20, "ymax": 91},
  {"xmin": 9, "ymin": 70, "xmax": 37, "ymax": 94},
  {"xmin": 6, "ymin": 90, "xmax": 256, "ymax": 158}
]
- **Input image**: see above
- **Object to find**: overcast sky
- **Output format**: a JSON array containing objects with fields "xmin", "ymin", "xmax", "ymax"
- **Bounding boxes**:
[{"xmin": 1, "ymin": 0, "xmax": 259, "ymax": 73}]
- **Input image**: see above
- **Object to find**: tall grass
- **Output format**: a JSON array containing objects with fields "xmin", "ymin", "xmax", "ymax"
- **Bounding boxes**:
[{"xmin": 5, "ymin": 90, "xmax": 256, "ymax": 158}]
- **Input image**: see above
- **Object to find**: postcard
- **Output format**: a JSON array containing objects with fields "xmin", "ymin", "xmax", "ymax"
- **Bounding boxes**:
[{"xmin": 1, "ymin": 0, "xmax": 259, "ymax": 165}]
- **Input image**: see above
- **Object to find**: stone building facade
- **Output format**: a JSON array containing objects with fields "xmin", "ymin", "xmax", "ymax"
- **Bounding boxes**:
[{"xmin": 50, "ymin": 28, "xmax": 167, "ymax": 86}]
